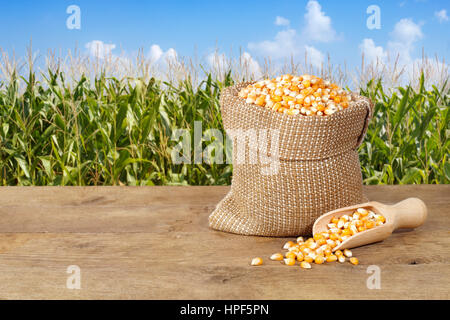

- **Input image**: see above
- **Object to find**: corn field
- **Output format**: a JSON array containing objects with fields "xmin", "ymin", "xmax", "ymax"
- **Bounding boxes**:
[{"xmin": 0, "ymin": 50, "xmax": 449, "ymax": 185}]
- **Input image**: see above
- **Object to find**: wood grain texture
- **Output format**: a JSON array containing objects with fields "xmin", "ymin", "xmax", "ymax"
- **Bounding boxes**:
[{"xmin": 0, "ymin": 185, "xmax": 448, "ymax": 299}]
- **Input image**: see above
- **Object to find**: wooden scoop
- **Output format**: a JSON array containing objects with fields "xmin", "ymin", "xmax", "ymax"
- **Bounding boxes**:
[{"xmin": 312, "ymin": 198, "xmax": 427, "ymax": 251}]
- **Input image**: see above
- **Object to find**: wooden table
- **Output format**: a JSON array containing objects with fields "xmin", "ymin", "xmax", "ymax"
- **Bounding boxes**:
[{"xmin": 0, "ymin": 185, "xmax": 448, "ymax": 300}]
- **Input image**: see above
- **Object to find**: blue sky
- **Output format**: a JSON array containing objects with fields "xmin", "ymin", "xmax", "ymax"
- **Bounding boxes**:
[{"xmin": 0, "ymin": 0, "xmax": 449, "ymax": 72}]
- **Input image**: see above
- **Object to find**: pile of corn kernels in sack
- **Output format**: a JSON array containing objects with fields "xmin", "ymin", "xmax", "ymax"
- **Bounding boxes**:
[
  {"xmin": 238, "ymin": 74, "xmax": 351, "ymax": 116},
  {"xmin": 251, "ymin": 207, "xmax": 386, "ymax": 268}
]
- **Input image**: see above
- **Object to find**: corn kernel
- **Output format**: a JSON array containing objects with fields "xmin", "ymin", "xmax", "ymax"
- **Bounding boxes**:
[
  {"xmin": 256, "ymin": 207, "xmax": 387, "ymax": 270},
  {"xmin": 300, "ymin": 261, "xmax": 312, "ymax": 269},
  {"xmin": 285, "ymin": 252, "xmax": 297, "ymax": 259},
  {"xmin": 283, "ymin": 241, "xmax": 294, "ymax": 249},
  {"xmin": 344, "ymin": 249, "xmax": 352, "ymax": 258},
  {"xmin": 270, "ymin": 253, "xmax": 284, "ymax": 261},
  {"xmin": 326, "ymin": 255, "xmax": 338, "ymax": 262},
  {"xmin": 314, "ymin": 255, "xmax": 325, "ymax": 264},
  {"xmin": 284, "ymin": 257, "xmax": 296, "ymax": 266},
  {"xmin": 251, "ymin": 257, "xmax": 263, "ymax": 266},
  {"xmin": 238, "ymin": 74, "xmax": 351, "ymax": 116}
]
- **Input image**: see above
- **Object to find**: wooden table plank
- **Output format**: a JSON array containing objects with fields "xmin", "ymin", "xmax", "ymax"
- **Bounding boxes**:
[{"xmin": 0, "ymin": 185, "xmax": 448, "ymax": 299}]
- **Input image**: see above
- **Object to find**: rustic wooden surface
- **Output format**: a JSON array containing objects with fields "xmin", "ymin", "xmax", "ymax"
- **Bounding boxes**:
[{"xmin": 0, "ymin": 185, "xmax": 448, "ymax": 300}]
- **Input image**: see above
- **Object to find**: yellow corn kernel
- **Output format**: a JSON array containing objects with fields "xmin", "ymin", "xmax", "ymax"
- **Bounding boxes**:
[
  {"xmin": 271, "ymin": 94, "xmax": 282, "ymax": 102},
  {"xmin": 349, "ymin": 257, "xmax": 359, "ymax": 265},
  {"xmin": 283, "ymin": 241, "xmax": 295, "ymax": 249},
  {"xmin": 251, "ymin": 257, "xmax": 263, "ymax": 266},
  {"xmin": 296, "ymin": 236, "xmax": 304, "ymax": 243},
  {"xmin": 357, "ymin": 208, "xmax": 369, "ymax": 216},
  {"xmin": 300, "ymin": 261, "xmax": 312, "ymax": 269},
  {"xmin": 335, "ymin": 250, "xmax": 343, "ymax": 257},
  {"xmin": 302, "ymin": 247, "xmax": 311, "ymax": 254},
  {"xmin": 284, "ymin": 257, "xmax": 296, "ymax": 266},
  {"xmin": 304, "ymin": 255, "xmax": 314, "ymax": 263},
  {"xmin": 329, "ymin": 233, "xmax": 339, "ymax": 241},
  {"xmin": 307, "ymin": 242, "xmax": 318, "ymax": 250},
  {"xmin": 270, "ymin": 253, "xmax": 284, "ymax": 261},
  {"xmin": 344, "ymin": 249, "xmax": 352, "ymax": 258},
  {"xmin": 341, "ymin": 229, "xmax": 352, "ymax": 236},
  {"xmin": 321, "ymin": 232, "xmax": 330, "ymax": 239},
  {"xmin": 326, "ymin": 254, "xmax": 338, "ymax": 262},
  {"xmin": 285, "ymin": 252, "xmax": 297, "ymax": 259},
  {"xmin": 296, "ymin": 252, "xmax": 304, "ymax": 262},
  {"xmin": 255, "ymin": 96, "xmax": 265, "ymax": 106},
  {"xmin": 314, "ymin": 255, "xmax": 325, "ymax": 264},
  {"xmin": 338, "ymin": 256, "xmax": 346, "ymax": 263},
  {"xmin": 326, "ymin": 239, "xmax": 336, "ymax": 248},
  {"xmin": 313, "ymin": 233, "xmax": 323, "ymax": 241},
  {"xmin": 365, "ymin": 221, "xmax": 375, "ymax": 229}
]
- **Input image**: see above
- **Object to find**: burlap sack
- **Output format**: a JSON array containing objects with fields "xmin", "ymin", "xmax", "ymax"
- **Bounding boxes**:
[{"xmin": 209, "ymin": 82, "xmax": 373, "ymax": 237}]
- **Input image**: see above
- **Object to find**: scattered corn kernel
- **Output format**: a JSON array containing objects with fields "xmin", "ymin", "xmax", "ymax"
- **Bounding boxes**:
[
  {"xmin": 270, "ymin": 253, "xmax": 284, "ymax": 261},
  {"xmin": 251, "ymin": 257, "xmax": 263, "ymax": 266},
  {"xmin": 285, "ymin": 252, "xmax": 297, "ymax": 259},
  {"xmin": 283, "ymin": 241, "xmax": 295, "ymax": 249},
  {"xmin": 300, "ymin": 261, "xmax": 312, "ymax": 269},
  {"xmin": 326, "ymin": 255, "xmax": 338, "ymax": 263},
  {"xmin": 252, "ymin": 208, "xmax": 386, "ymax": 269},
  {"xmin": 344, "ymin": 249, "xmax": 353, "ymax": 258},
  {"xmin": 315, "ymin": 255, "xmax": 325, "ymax": 264},
  {"xmin": 284, "ymin": 257, "xmax": 296, "ymax": 266}
]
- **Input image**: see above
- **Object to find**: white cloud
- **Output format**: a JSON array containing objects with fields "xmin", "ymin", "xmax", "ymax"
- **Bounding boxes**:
[
  {"xmin": 275, "ymin": 16, "xmax": 290, "ymax": 26},
  {"xmin": 85, "ymin": 40, "xmax": 116, "ymax": 59},
  {"xmin": 247, "ymin": 1, "xmax": 330, "ymax": 68},
  {"xmin": 358, "ymin": 18, "xmax": 424, "ymax": 70},
  {"xmin": 147, "ymin": 45, "xmax": 178, "ymax": 66},
  {"xmin": 164, "ymin": 48, "xmax": 178, "ymax": 62},
  {"xmin": 387, "ymin": 18, "xmax": 423, "ymax": 64},
  {"xmin": 359, "ymin": 38, "xmax": 387, "ymax": 64},
  {"xmin": 435, "ymin": 9, "xmax": 449, "ymax": 23},
  {"xmin": 389, "ymin": 18, "xmax": 423, "ymax": 46},
  {"xmin": 248, "ymin": 28, "xmax": 300, "ymax": 59},
  {"xmin": 148, "ymin": 44, "xmax": 163, "ymax": 63},
  {"xmin": 241, "ymin": 52, "xmax": 262, "ymax": 78},
  {"xmin": 303, "ymin": 0, "xmax": 336, "ymax": 42},
  {"xmin": 304, "ymin": 45, "xmax": 324, "ymax": 68}
]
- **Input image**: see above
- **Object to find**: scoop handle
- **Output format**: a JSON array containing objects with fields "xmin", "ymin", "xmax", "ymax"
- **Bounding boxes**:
[{"xmin": 389, "ymin": 197, "xmax": 427, "ymax": 229}]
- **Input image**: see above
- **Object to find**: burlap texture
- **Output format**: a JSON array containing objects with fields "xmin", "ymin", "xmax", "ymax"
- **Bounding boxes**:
[{"xmin": 209, "ymin": 82, "xmax": 373, "ymax": 236}]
